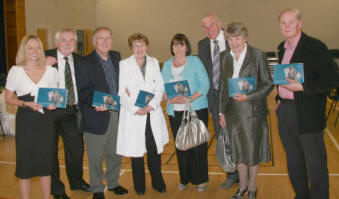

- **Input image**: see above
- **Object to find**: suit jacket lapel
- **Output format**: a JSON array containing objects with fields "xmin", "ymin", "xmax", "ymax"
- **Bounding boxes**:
[
  {"xmin": 91, "ymin": 51, "xmax": 110, "ymax": 91},
  {"xmin": 239, "ymin": 45, "xmax": 252, "ymax": 77},
  {"xmin": 290, "ymin": 32, "xmax": 306, "ymax": 63},
  {"xmin": 224, "ymin": 53, "xmax": 234, "ymax": 78},
  {"xmin": 50, "ymin": 49, "xmax": 59, "ymax": 69},
  {"xmin": 203, "ymin": 40, "xmax": 213, "ymax": 70},
  {"xmin": 72, "ymin": 52, "xmax": 78, "ymax": 70}
]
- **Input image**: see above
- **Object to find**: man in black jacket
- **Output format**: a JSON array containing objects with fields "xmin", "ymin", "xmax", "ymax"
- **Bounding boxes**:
[
  {"xmin": 45, "ymin": 29, "xmax": 90, "ymax": 199},
  {"xmin": 276, "ymin": 7, "xmax": 338, "ymax": 199},
  {"xmin": 76, "ymin": 27, "xmax": 127, "ymax": 199}
]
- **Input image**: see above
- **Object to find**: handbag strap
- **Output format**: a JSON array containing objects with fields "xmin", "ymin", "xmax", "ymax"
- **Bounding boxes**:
[
  {"xmin": 187, "ymin": 99, "xmax": 198, "ymax": 117},
  {"xmin": 181, "ymin": 99, "xmax": 191, "ymax": 121}
]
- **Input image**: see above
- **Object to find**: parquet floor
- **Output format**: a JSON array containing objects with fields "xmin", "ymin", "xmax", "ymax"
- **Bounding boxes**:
[{"xmin": 1, "ymin": 90, "xmax": 339, "ymax": 198}]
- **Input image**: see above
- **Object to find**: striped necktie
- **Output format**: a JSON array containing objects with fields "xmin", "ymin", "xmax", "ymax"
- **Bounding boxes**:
[
  {"xmin": 64, "ymin": 57, "xmax": 75, "ymax": 105},
  {"xmin": 212, "ymin": 40, "xmax": 220, "ymax": 90}
]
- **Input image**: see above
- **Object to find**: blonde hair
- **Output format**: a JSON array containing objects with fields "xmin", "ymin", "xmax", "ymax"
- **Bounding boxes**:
[
  {"xmin": 279, "ymin": 7, "xmax": 302, "ymax": 21},
  {"xmin": 55, "ymin": 28, "xmax": 77, "ymax": 41},
  {"xmin": 15, "ymin": 35, "xmax": 46, "ymax": 66},
  {"xmin": 128, "ymin": 33, "xmax": 149, "ymax": 48}
]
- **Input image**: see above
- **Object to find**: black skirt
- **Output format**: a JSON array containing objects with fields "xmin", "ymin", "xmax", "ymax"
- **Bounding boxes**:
[{"xmin": 15, "ymin": 94, "xmax": 56, "ymax": 179}]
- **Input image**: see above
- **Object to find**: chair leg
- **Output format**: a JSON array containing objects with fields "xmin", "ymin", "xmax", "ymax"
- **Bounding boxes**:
[
  {"xmin": 327, "ymin": 100, "xmax": 335, "ymax": 120},
  {"xmin": 0, "ymin": 119, "xmax": 5, "ymax": 137},
  {"xmin": 334, "ymin": 110, "xmax": 339, "ymax": 127}
]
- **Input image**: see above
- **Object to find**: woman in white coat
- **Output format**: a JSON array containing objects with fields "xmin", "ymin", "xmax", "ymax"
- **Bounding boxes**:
[{"xmin": 117, "ymin": 33, "xmax": 169, "ymax": 195}]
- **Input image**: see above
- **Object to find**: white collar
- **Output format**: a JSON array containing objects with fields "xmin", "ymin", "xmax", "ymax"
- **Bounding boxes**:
[
  {"xmin": 210, "ymin": 30, "xmax": 225, "ymax": 43},
  {"xmin": 230, "ymin": 43, "xmax": 248, "ymax": 59},
  {"xmin": 57, "ymin": 50, "xmax": 73, "ymax": 62}
]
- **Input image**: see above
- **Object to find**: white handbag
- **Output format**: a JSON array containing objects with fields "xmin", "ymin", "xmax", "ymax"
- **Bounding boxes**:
[{"xmin": 175, "ymin": 99, "xmax": 210, "ymax": 151}]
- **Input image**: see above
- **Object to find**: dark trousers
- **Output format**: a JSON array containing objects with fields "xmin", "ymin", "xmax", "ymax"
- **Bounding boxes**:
[
  {"xmin": 208, "ymin": 90, "xmax": 239, "ymax": 181},
  {"xmin": 51, "ymin": 106, "xmax": 85, "ymax": 195},
  {"xmin": 131, "ymin": 114, "xmax": 165, "ymax": 193},
  {"xmin": 169, "ymin": 108, "xmax": 209, "ymax": 185},
  {"xmin": 276, "ymin": 100, "xmax": 329, "ymax": 199}
]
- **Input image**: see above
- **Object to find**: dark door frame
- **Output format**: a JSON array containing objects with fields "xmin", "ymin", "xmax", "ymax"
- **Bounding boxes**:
[{"xmin": 0, "ymin": 0, "xmax": 7, "ymax": 74}]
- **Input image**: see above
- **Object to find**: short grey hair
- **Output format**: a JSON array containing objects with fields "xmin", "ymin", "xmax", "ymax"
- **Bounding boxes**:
[
  {"xmin": 202, "ymin": 14, "xmax": 222, "ymax": 27},
  {"xmin": 92, "ymin": 26, "xmax": 113, "ymax": 43},
  {"xmin": 278, "ymin": 7, "xmax": 302, "ymax": 21},
  {"xmin": 226, "ymin": 22, "xmax": 248, "ymax": 38},
  {"xmin": 55, "ymin": 28, "xmax": 77, "ymax": 41}
]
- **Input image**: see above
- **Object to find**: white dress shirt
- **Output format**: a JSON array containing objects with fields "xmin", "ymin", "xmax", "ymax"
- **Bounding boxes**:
[
  {"xmin": 57, "ymin": 50, "xmax": 78, "ymax": 104},
  {"xmin": 230, "ymin": 43, "xmax": 247, "ymax": 78},
  {"xmin": 171, "ymin": 63, "xmax": 186, "ymax": 111},
  {"xmin": 210, "ymin": 30, "xmax": 226, "ymax": 59}
]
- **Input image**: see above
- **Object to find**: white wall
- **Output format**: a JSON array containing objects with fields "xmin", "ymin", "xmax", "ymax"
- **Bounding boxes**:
[
  {"xmin": 25, "ymin": 0, "xmax": 339, "ymax": 62},
  {"xmin": 25, "ymin": 0, "xmax": 96, "ymax": 48}
]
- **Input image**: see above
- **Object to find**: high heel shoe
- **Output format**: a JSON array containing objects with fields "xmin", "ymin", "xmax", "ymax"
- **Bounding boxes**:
[
  {"xmin": 231, "ymin": 188, "xmax": 248, "ymax": 199},
  {"xmin": 247, "ymin": 190, "xmax": 257, "ymax": 199}
]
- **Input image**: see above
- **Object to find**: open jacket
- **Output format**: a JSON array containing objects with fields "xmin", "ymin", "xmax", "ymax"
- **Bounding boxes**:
[
  {"xmin": 218, "ymin": 45, "xmax": 273, "ymax": 118},
  {"xmin": 277, "ymin": 32, "xmax": 339, "ymax": 134},
  {"xmin": 116, "ymin": 55, "xmax": 169, "ymax": 157},
  {"xmin": 76, "ymin": 50, "xmax": 120, "ymax": 134}
]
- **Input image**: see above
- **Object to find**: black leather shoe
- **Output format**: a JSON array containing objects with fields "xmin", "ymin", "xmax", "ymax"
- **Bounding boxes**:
[
  {"xmin": 53, "ymin": 193, "xmax": 70, "ymax": 199},
  {"xmin": 79, "ymin": 181, "xmax": 91, "ymax": 192},
  {"xmin": 154, "ymin": 187, "xmax": 166, "ymax": 193},
  {"xmin": 108, "ymin": 185, "xmax": 128, "ymax": 195},
  {"xmin": 71, "ymin": 180, "xmax": 91, "ymax": 192},
  {"xmin": 231, "ymin": 188, "xmax": 248, "ymax": 199},
  {"xmin": 93, "ymin": 192, "xmax": 105, "ymax": 199}
]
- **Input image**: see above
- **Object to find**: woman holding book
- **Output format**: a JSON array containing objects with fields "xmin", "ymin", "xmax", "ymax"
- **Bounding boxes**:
[
  {"xmin": 218, "ymin": 22, "xmax": 273, "ymax": 199},
  {"xmin": 5, "ymin": 35, "xmax": 59, "ymax": 199},
  {"xmin": 161, "ymin": 33, "xmax": 210, "ymax": 192},
  {"xmin": 116, "ymin": 33, "xmax": 169, "ymax": 195}
]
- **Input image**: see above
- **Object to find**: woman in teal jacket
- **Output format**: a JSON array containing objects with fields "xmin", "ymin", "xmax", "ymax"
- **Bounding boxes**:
[{"xmin": 161, "ymin": 33, "xmax": 210, "ymax": 192}]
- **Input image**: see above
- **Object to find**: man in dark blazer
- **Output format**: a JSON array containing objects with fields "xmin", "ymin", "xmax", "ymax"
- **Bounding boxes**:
[
  {"xmin": 198, "ymin": 14, "xmax": 239, "ymax": 189},
  {"xmin": 276, "ymin": 7, "xmax": 338, "ymax": 199},
  {"xmin": 76, "ymin": 27, "xmax": 127, "ymax": 199},
  {"xmin": 45, "ymin": 29, "xmax": 90, "ymax": 199}
]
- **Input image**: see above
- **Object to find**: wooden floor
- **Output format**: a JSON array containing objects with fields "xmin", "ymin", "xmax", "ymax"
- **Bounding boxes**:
[{"xmin": 1, "ymin": 90, "xmax": 339, "ymax": 199}]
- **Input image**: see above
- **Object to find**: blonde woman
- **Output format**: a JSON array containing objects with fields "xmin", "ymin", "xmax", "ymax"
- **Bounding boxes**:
[{"xmin": 5, "ymin": 35, "xmax": 59, "ymax": 199}]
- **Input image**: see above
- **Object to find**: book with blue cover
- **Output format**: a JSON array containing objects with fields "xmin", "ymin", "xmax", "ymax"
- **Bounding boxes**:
[
  {"xmin": 36, "ymin": 88, "xmax": 67, "ymax": 108},
  {"xmin": 273, "ymin": 63, "xmax": 304, "ymax": 85},
  {"xmin": 135, "ymin": 90, "xmax": 154, "ymax": 108},
  {"xmin": 164, "ymin": 80, "xmax": 192, "ymax": 99},
  {"xmin": 228, "ymin": 77, "xmax": 256, "ymax": 97},
  {"xmin": 92, "ymin": 91, "xmax": 120, "ymax": 111}
]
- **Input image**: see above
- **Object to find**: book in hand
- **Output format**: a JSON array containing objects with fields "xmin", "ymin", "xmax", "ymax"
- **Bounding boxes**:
[
  {"xmin": 228, "ymin": 77, "xmax": 256, "ymax": 97},
  {"xmin": 135, "ymin": 90, "xmax": 154, "ymax": 108},
  {"xmin": 36, "ymin": 87, "xmax": 67, "ymax": 108},
  {"xmin": 92, "ymin": 91, "xmax": 120, "ymax": 111},
  {"xmin": 273, "ymin": 63, "xmax": 304, "ymax": 85},
  {"xmin": 164, "ymin": 80, "xmax": 192, "ymax": 99}
]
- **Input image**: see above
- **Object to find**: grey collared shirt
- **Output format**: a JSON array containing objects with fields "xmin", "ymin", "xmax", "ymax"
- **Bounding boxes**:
[{"xmin": 95, "ymin": 51, "xmax": 118, "ymax": 95}]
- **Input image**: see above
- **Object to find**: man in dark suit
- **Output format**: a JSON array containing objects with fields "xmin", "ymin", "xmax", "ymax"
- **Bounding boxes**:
[
  {"xmin": 198, "ymin": 14, "xmax": 239, "ymax": 189},
  {"xmin": 45, "ymin": 29, "xmax": 90, "ymax": 199},
  {"xmin": 276, "ymin": 7, "xmax": 338, "ymax": 199},
  {"xmin": 76, "ymin": 27, "xmax": 128, "ymax": 199}
]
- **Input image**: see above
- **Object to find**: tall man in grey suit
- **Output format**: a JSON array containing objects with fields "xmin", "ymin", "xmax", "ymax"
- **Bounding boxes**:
[
  {"xmin": 45, "ymin": 29, "xmax": 90, "ymax": 199},
  {"xmin": 198, "ymin": 14, "xmax": 239, "ymax": 189},
  {"xmin": 76, "ymin": 27, "xmax": 128, "ymax": 199}
]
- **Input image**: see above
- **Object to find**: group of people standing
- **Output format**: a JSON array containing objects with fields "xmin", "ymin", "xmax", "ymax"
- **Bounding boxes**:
[{"xmin": 4, "ymin": 6, "xmax": 338, "ymax": 199}]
